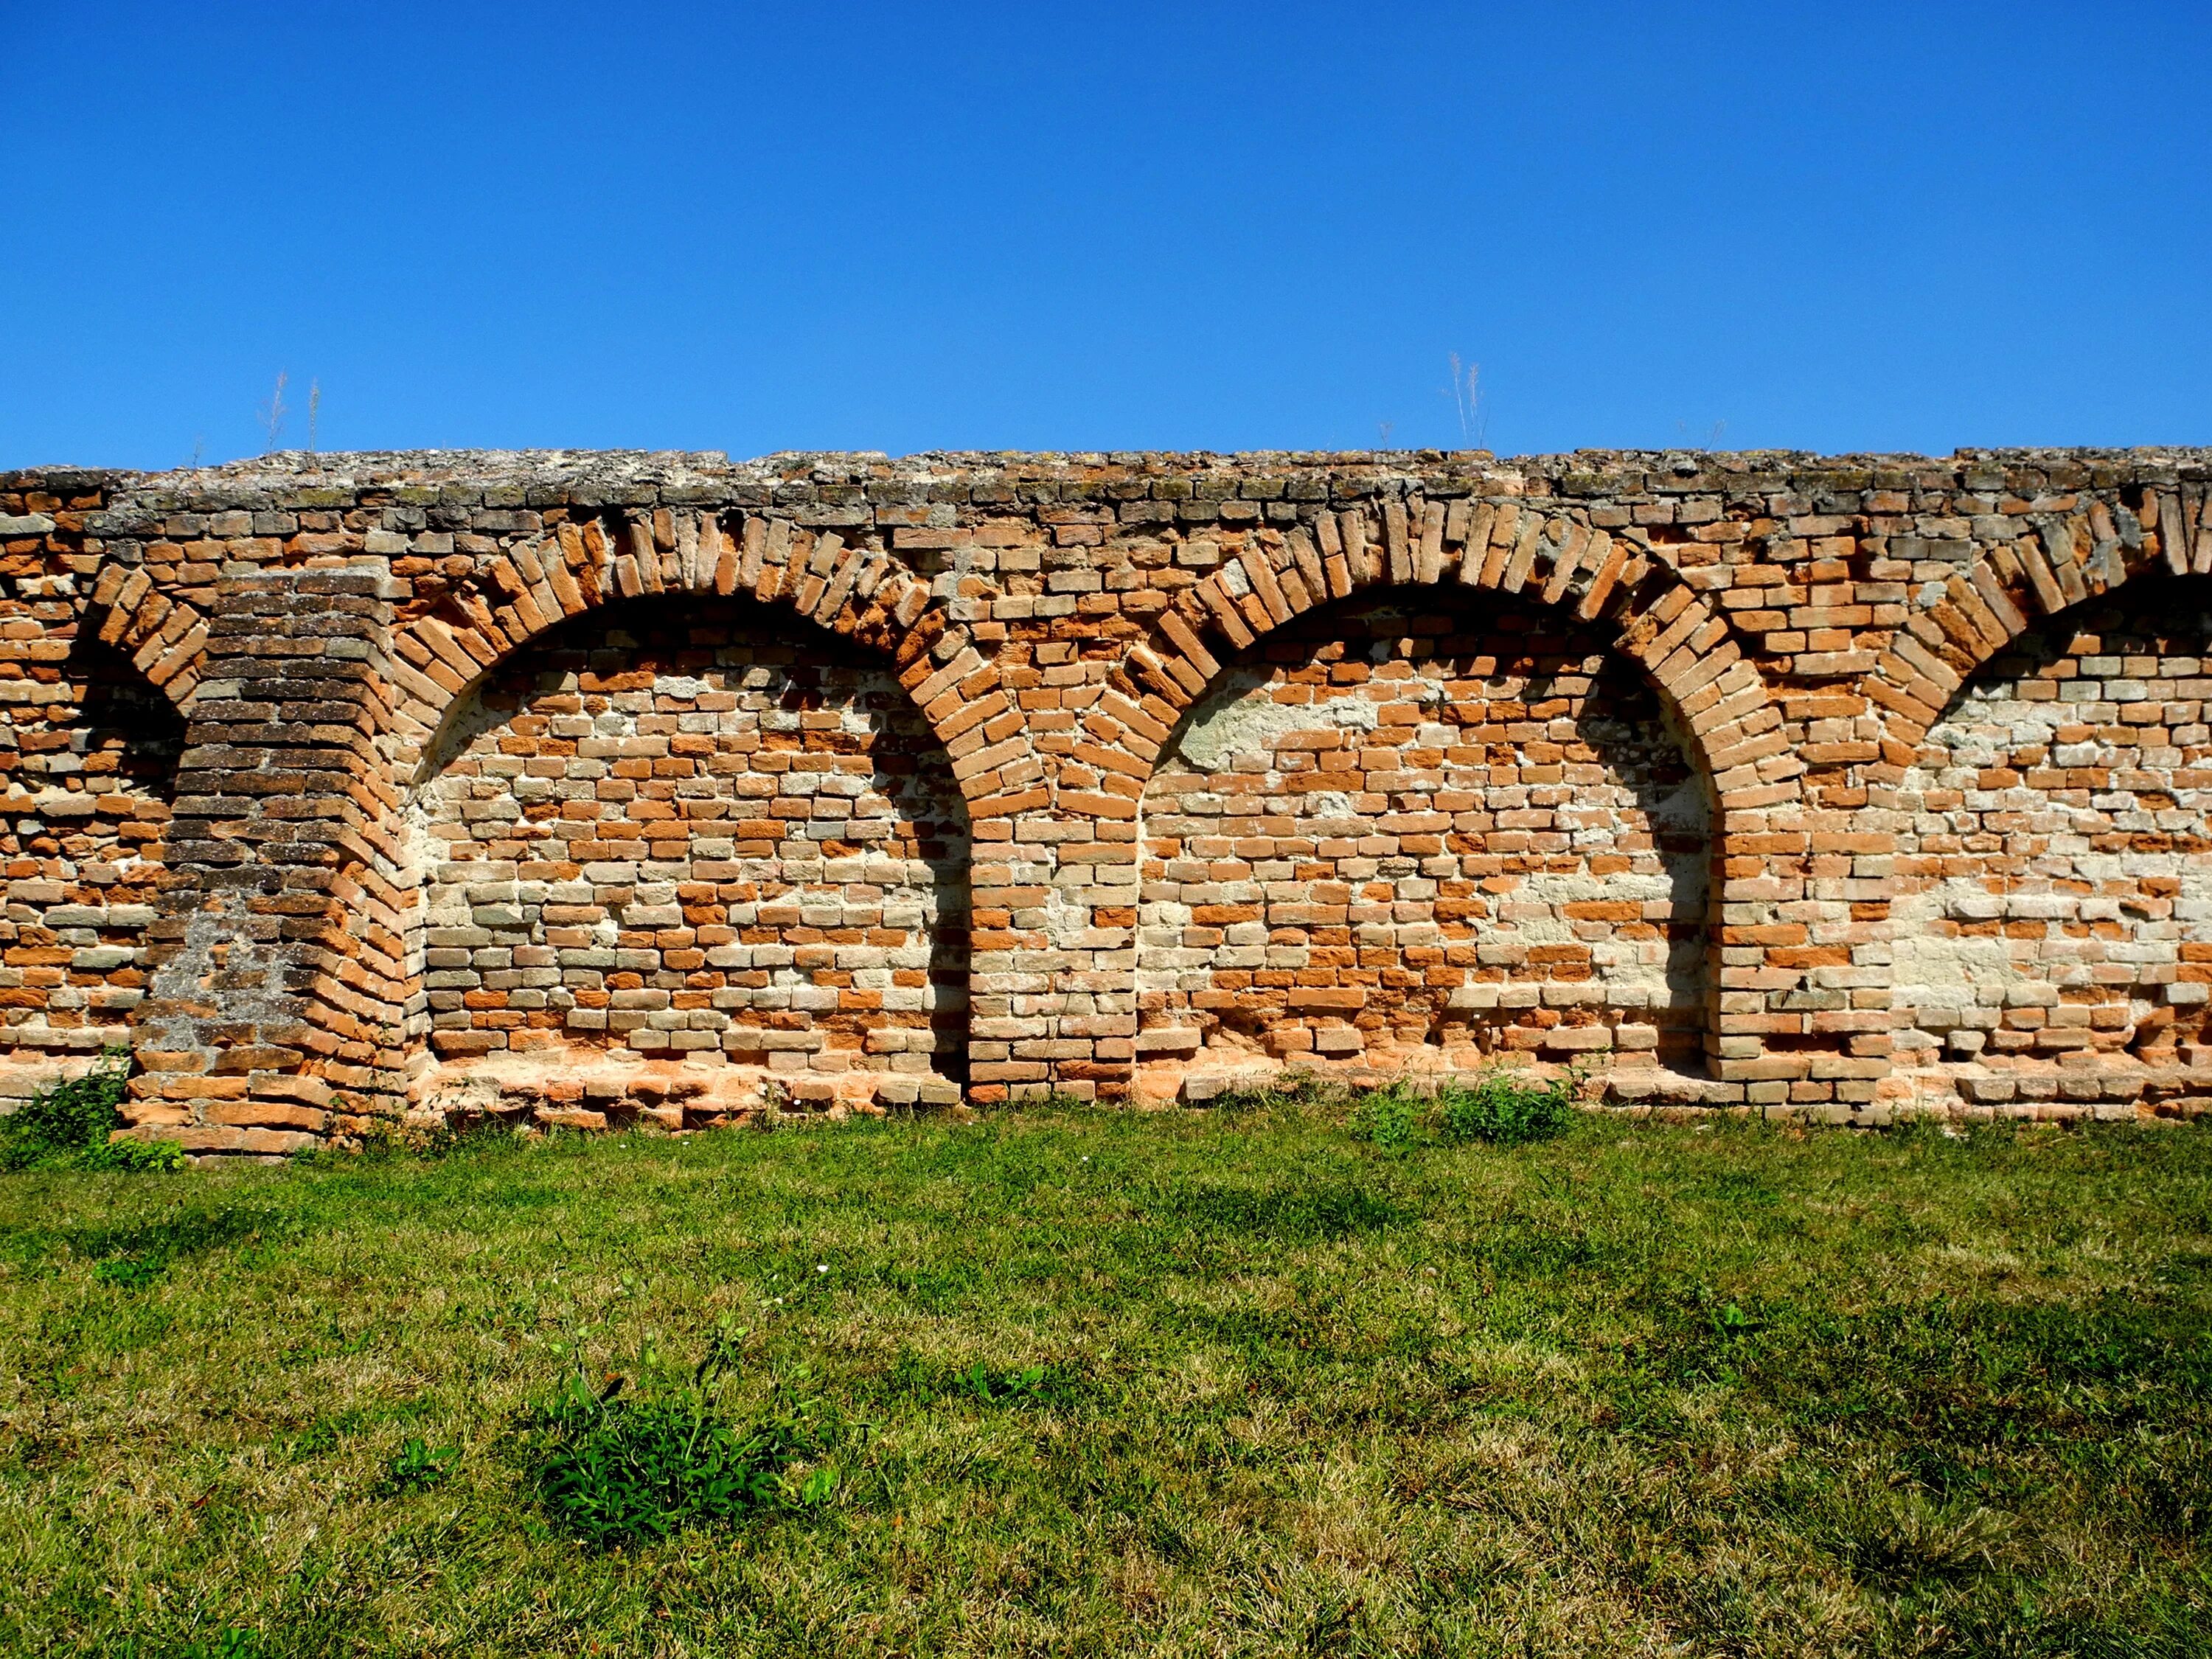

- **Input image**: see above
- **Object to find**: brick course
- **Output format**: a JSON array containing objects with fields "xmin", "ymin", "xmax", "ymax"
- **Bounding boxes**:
[{"xmin": 2, "ymin": 447, "xmax": 2209, "ymax": 1147}]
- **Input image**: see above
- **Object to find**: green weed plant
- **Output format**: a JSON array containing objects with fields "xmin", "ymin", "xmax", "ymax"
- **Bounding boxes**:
[
  {"xmin": 1347, "ymin": 1081, "xmax": 1425, "ymax": 1147},
  {"xmin": 1343, "ymin": 1069, "xmax": 1576, "ymax": 1150},
  {"xmin": 521, "ymin": 1323, "xmax": 833, "ymax": 1547},
  {"xmin": 1436, "ymin": 1068, "xmax": 1576, "ymax": 1146},
  {"xmin": 380, "ymin": 1437, "xmax": 459, "ymax": 1495},
  {"xmin": 0, "ymin": 1050, "xmax": 183, "ymax": 1172}
]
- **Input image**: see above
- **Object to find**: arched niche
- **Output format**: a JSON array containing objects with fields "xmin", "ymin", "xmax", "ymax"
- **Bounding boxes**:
[
  {"xmin": 1891, "ymin": 574, "xmax": 2212, "ymax": 1067},
  {"xmin": 403, "ymin": 594, "xmax": 970, "ymax": 1104},
  {"xmin": 0, "ymin": 639, "xmax": 184, "ymax": 1073},
  {"xmin": 1134, "ymin": 586, "xmax": 1712, "ymax": 1079}
]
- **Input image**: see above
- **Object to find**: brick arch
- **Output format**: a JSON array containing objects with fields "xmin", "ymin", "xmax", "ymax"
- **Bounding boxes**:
[
  {"xmin": 82, "ymin": 560, "xmax": 209, "ymax": 711},
  {"xmin": 1107, "ymin": 497, "xmax": 1781, "ymax": 807},
  {"xmin": 399, "ymin": 591, "xmax": 978, "ymax": 1105},
  {"xmin": 1060, "ymin": 498, "xmax": 1807, "ymax": 1100},
  {"xmin": 1866, "ymin": 486, "xmax": 2210, "ymax": 756},
  {"xmin": 1129, "ymin": 582, "xmax": 1720, "ymax": 1085},
  {"xmin": 377, "ymin": 509, "xmax": 1018, "ymax": 1113},
  {"xmin": 380, "ymin": 509, "xmax": 1017, "ymax": 801},
  {"xmin": 1885, "ymin": 573, "xmax": 2212, "ymax": 1079},
  {"xmin": 0, "ymin": 636, "xmax": 185, "ymax": 1084}
]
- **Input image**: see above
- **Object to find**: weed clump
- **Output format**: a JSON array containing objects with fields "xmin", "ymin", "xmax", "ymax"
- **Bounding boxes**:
[
  {"xmin": 1343, "ymin": 1070, "xmax": 1578, "ymax": 1150},
  {"xmin": 0, "ymin": 1051, "xmax": 184, "ymax": 1172},
  {"xmin": 178, "ymin": 1631, "xmax": 265, "ymax": 1659},
  {"xmin": 92, "ymin": 1253, "xmax": 166, "ymax": 1289},
  {"xmin": 884, "ymin": 1352, "xmax": 1082, "ymax": 1408},
  {"xmin": 382, "ymin": 1437, "xmax": 459, "ymax": 1495},
  {"xmin": 520, "ymin": 1325, "xmax": 834, "ymax": 1547},
  {"xmin": 1349, "ymin": 1083, "xmax": 1425, "ymax": 1147},
  {"xmin": 1436, "ymin": 1071, "xmax": 1576, "ymax": 1147}
]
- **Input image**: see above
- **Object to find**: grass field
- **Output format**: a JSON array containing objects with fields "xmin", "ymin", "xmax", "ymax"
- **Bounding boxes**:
[{"xmin": 1, "ymin": 1095, "xmax": 2208, "ymax": 1657}]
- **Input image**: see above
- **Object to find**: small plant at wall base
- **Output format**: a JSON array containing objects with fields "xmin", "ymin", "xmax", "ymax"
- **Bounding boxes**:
[
  {"xmin": 1344, "ymin": 1071, "xmax": 1578, "ymax": 1150},
  {"xmin": 0, "ymin": 1050, "xmax": 184, "ymax": 1172},
  {"xmin": 1348, "ymin": 1082, "xmax": 1426, "ymax": 1148},
  {"xmin": 1437, "ymin": 1069, "xmax": 1578, "ymax": 1147}
]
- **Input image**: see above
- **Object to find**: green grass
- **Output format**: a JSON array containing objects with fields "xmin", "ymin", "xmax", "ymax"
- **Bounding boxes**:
[{"xmin": 1, "ymin": 1101, "xmax": 2209, "ymax": 1656}]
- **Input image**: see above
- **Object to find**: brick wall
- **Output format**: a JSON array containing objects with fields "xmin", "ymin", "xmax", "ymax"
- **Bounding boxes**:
[
  {"xmin": 411, "ymin": 597, "xmax": 968, "ymax": 1107},
  {"xmin": 1135, "ymin": 591, "xmax": 1708, "ymax": 1079},
  {"xmin": 1891, "ymin": 576, "xmax": 2212, "ymax": 1072},
  {"xmin": 4, "ymin": 447, "xmax": 2211, "ymax": 1148},
  {"xmin": 0, "ymin": 640, "xmax": 180, "ymax": 1085}
]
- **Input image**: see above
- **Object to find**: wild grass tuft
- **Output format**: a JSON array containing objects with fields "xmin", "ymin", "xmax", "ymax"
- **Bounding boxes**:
[{"xmin": 0, "ymin": 1050, "xmax": 183, "ymax": 1172}]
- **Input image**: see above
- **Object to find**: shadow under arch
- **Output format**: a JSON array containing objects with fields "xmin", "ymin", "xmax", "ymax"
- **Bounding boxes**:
[
  {"xmin": 403, "ymin": 591, "xmax": 972, "ymax": 1088},
  {"xmin": 1135, "ymin": 583, "xmax": 1717, "ymax": 1071},
  {"xmin": 0, "ymin": 639, "xmax": 188, "ymax": 1068},
  {"xmin": 1888, "ymin": 571, "xmax": 2212, "ymax": 1067},
  {"xmin": 66, "ymin": 636, "xmax": 187, "ymax": 802}
]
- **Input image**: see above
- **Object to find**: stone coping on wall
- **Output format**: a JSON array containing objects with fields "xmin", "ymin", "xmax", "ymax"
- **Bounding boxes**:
[{"xmin": 12, "ymin": 442, "xmax": 2212, "ymax": 489}]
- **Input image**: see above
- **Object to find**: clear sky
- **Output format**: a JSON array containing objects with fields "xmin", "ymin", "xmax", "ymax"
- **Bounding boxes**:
[{"xmin": 6, "ymin": 1, "xmax": 2207, "ymax": 470}]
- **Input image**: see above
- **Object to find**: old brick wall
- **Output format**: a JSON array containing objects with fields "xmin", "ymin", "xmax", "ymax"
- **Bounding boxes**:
[
  {"xmin": 4, "ymin": 446, "xmax": 2211, "ymax": 1150},
  {"xmin": 410, "ymin": 597, "xmax": 969, "ymax": 1106},
  {"xmin": 1890, "ymin": 576, "xmax": 2212, "ymax": 1072},
  {"xmin": 0, "ymin": 639, "xmax": 181, "ymax": 1079},
  {"xmin": 1135, "ymin": 590, "xmax": 1709, "ymax": 1081}
]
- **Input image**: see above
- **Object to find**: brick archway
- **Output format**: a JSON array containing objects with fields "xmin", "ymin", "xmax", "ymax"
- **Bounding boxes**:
[
  {"xmin": 383, "ymin": 509, "xmax": 1004, "ymax": 782},
  {"xmin": 0, "ymin": 637, "xmax": 185, "ymax": 1096},
  {"xmin": 375, "ymin": 509, "xmax": 1011, "ymax": 1116},
  {"xmin": 1130, "ymin": 582, "xmax": 1719, "ymax": 1090},
  {"xmin": 1041, "ymin": 497, "xmax": 1820, "ymax": 1103},
  {"xmin": 1884, "ymin": 571, "xmax": 2212, "ymax": 1082},
  {"xmin": 1109, "ymin": 498, "xmax": 1775, "ymax": 804},
  {"xmin": 1866, "ymin": 487, "xmax": 2208, "ymax": 755},
  {"xmin": 83, "ymin": 561, "xmax": 209, "ymax": 712}
]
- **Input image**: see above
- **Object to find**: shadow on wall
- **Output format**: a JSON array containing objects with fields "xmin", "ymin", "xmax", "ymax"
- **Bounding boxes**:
[
  {"xmin": 71, "ymin": 640, "xmax": 187, "ymax": 801},
  {"xmin": 1135, "ymin": 587, "xmax": 1712, "ymax": 1072},
  {"xmin": 1891, "ymin": 574, "xmax": 2212, "ymax": 1068},
  {"xmin": 404, "ymin": 594, "xmax": 971, "ymax": 1085},
  {"xmin": 0, "ymin": 641, "xmax": 185, "ymax": 1078}
]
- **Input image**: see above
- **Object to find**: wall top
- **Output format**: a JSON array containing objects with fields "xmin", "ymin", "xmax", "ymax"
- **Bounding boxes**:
[{"xmin": 6, "ymin": 445, "xmax": 2211, "ymax": 516}]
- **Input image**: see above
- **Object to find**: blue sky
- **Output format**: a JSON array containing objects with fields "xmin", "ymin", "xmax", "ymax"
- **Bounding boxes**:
[{"xmin": 5, "ymin": 1, "xmax": 2206, "ymax": 469}]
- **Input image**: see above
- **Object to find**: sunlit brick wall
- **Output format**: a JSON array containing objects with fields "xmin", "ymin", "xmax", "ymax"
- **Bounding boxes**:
[
  {"xmin": 6, "ymin": 447, "xmax": 2211, "ymax": 1147},
  {"xmin": 411, "ymin": 599, "xmax": 969, "ymax": 1088},
  {"xmin": 1891, "ymin": 577, "xmax": 2212, "ymax": 1068},
  {"xmin": 1136, "ymin": 591, "xmax": 1708, "ymax": 1074}
]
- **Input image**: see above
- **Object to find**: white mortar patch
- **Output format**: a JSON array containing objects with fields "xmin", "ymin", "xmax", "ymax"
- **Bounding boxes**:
[{"xmin": 1172, "ymin": 677, "xmax": 1378, "ymax": 773}]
